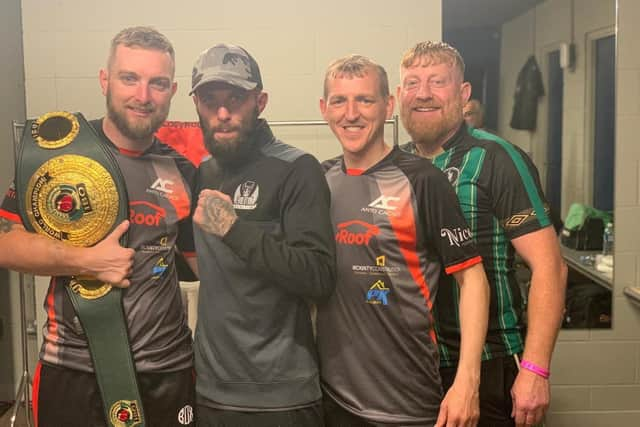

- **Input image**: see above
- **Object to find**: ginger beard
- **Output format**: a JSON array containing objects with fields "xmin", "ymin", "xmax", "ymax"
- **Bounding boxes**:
[{"xmin": 400, "ymin": 93, "xmax": 465, "ymax": 149}]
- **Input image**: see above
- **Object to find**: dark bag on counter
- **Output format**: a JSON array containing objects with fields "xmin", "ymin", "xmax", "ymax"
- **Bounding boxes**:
[
  {"xmin": 560, "ymin": 217, "xmax": 604, "ymax": 250},
  {"xmin": 562, "ymin": 282, "xmax": 611, "ymax": 329},
  {"xmin": 560, "ymin": 203, "xmax": 611, "ymax": 251}
]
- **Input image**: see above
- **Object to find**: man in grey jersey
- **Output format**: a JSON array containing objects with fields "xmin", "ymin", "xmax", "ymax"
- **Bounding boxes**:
[
  {"xmin": 0, "ymin": 26, "xmax": 197, "ymax": 426},
  {"xmin": 317, "ymin": 54, "xmax": 489, "ymax": 427}
]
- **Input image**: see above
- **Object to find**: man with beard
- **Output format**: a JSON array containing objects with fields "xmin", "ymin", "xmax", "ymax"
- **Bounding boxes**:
[
  {"xmin": 0, "ymin": 27, "xmax": 197, "ymax": 426},
  {"xmin": 317, "ymin": 54, "xmax": 489, "ymax": 427},
  {"xmin": 398, "ymin": 41, "xmax": 567, "ymax": 427},
  {"xmin": 189, "ymin": 43, "xmax": 336, "ymax": 427}
]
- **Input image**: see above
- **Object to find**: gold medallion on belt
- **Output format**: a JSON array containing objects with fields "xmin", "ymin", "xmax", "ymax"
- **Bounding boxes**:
[
  {"xmin": 24, "ymin": 152, "xmax": 120, "ymax": 299},
  {"xmin": 31, "ymin": 111, "xmax": 80, "ymax": 149}
]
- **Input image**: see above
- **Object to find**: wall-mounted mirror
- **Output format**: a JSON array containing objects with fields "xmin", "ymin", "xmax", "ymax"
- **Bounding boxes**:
[{"xmin": 443, "ymin": 0, "xmax": 616, "ymax": 328}]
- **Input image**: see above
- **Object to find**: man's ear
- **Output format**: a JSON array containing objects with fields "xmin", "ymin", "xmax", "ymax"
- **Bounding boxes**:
[
  {"xmin": 257, "ymin": 91, "xmax": 269, "ymax": 114},
  {"xmin": 319, "ymin": 97, "xmax": 327, "ymax": 118},
  {"xmin": 461, "ymin": 81, "xmax": 472, "ymax": 105},
  {"xmin": 385, "ymin": 95, "xmax": 395, "ymax": 119},
  {"xmin": 99, "ymin": 69, "xmax": 108, "ymax": 96}
]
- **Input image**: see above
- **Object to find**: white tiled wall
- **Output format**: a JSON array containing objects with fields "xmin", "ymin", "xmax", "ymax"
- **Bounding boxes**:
[{"xmin": 20, "ymin": 0, "xmax": 442, "ymax": 162}]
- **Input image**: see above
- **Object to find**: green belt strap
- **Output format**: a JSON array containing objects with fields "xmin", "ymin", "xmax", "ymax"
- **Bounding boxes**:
[{"xmin": 15, "ymin": 111, "xmax": 145, "ymax": 427}]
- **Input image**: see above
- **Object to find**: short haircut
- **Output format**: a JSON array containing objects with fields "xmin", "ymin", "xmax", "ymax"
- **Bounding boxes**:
[
  {"xmin": 323, "ymin": 54, "xmax": 390, "ymax": 99},
  {"xmin": 107, "ymin": 26, "xmax": 175, "ymax": 72},
  {"xmin": 400, "ymin": 41, "xmax": 465, "ymax": 79}
]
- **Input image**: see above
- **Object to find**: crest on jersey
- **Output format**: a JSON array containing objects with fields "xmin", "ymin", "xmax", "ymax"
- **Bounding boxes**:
[{"xmin": 233, "ymin": 181, "xmax": 259, "ymax": 210}]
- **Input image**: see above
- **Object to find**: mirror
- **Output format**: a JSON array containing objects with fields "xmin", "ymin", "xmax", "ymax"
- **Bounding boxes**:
[{"xmin": 443, "ymin": 0, "xmax": 616, "ymax": 328}]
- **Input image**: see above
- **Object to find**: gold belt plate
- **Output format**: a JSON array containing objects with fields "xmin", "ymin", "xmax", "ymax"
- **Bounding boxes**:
[{"xmin": 24, "ymin": 154, "xmax": 120, "ymax": 247}]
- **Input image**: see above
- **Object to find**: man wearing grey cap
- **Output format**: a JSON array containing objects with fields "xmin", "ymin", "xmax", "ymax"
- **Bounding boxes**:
[{"xmin": 189, "ymin": 43, "xmax": 336, "ymax": 426}]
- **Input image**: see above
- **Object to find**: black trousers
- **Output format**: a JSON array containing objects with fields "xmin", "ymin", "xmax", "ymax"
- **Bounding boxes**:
[
  {"xmin": 34, "ymin": 361, "xmax": 195, "ymax": 426},
  {"xmin": 323, "ymin": 394, "xmax": 433, "ymax": 427},
  {"xmin": 196, "ymin": 402, "xmax": 324, "ymax": 427},
  {"xmin": 440, "ymin": 355, "xmax": 519, "ymax": 427}
]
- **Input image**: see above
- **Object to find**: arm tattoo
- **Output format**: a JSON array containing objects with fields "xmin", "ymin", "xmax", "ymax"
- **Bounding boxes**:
[
  {"xmin": 201, "ymin": 195, "xmax": 237, "ymax": 237},
  {"xmin": 0, "ymin": 217, "xmax": 14, "ymax": 234}
]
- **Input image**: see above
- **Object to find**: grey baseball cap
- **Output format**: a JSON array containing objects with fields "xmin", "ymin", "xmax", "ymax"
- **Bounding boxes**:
[{"xmin": 190, "ymin": 43, "xmax": 263, "ymax": 95}]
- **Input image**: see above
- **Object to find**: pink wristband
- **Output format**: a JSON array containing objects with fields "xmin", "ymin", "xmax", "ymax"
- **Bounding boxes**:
[{"xmin": 520, "ymin": 360, "xmax": 550, "ymax": 379}]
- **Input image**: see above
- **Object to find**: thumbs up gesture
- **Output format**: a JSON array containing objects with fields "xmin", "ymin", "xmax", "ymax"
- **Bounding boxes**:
[{"xmin": 83, "ymin": 220, "xmax": 135, "ymax": 287}]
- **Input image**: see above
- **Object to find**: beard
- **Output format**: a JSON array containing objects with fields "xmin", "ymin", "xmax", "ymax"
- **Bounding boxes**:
[
  {"xmin": 401, "ymin": 98, "xmax": 464, "ymax": 149},
  {"xmin": 106, "ymin": 91, "xmax": 169, "ymax": 142},
  {"xmin": 199, "ymin": 106, "xmax": 260, "ymax": 166}
]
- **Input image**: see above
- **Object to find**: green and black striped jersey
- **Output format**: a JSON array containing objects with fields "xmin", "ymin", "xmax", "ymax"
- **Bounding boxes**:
[{"xmin": 402, "ymin": 125, "xmax": 552, "ymax": 367}]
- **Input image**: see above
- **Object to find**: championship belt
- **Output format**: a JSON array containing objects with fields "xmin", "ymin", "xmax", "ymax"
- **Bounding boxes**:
[{"xmin": 15, "ymin": 111, "xmax": 145, "ymax": 427}]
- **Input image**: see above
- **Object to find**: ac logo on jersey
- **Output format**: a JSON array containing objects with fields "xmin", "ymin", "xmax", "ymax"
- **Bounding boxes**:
[
  {"xmin": 233, "ymin": 181, "xmax": 259, "ymax": 210},
  {"xmin": 147, "ymin": 177, "xmax": 178, "ymax": 200},
  {"xmin": 366, "ymin": 280, "xmax": 390, "ymax": 305},
  {"xmin": 151, "ymin": 178, "xmax": 174, "ymax": 194},
  {"xmin": 362, "ymin": 195, "xmax": 400, "ymax": 217}
]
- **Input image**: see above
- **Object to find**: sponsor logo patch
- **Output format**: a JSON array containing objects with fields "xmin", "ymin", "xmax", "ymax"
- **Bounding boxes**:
[
  {"xmin": 152, "ymin": 257, "xmax": 169, "ymax": 279},
  {"xmin": 147, "ymin": 177, "xmax": 178, "ymax": 200},
  {"xmin": 140, "ymin": 235, "xmax": 170, "ymax": 254},
  {"xmin": 366, "ymin": 280, "xmax": 391, "ymax": 305},
  {"xmin": 352, "ymin": 254, "xmax": 401, "ymax": 275},
  {"xmin": 361, "ymin": 194, "xmax": 400, "ymax": 217},
  {"xmin": 130, "ymin": 201, "xmax": 166, "ymax": 227},
  {"xmin": 440, "ymin": 227, "xmax": 473, "ymax": 247},
  {"xmin": 335, "ymin": 220, "xmax": 380, "ymax": 246}
]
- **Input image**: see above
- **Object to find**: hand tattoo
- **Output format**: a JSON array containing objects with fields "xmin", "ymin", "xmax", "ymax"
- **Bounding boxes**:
[{"xmin": 201, "ymin": 195, "xmax": 238, "ymax": 237}]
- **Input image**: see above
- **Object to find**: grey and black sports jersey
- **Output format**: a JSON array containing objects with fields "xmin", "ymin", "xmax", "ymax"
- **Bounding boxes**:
[
  {"xmin": 193, "ymin": 120, "xmax": 336, "ymax": 411},
  {"xmin": 0, "ymin": 119, "xmax": 196, "ymax": 373},
  {"xmin": 317, "ymin": 147, "xmax": 481, "ymax": 425},
  {"xmin": 402, "ymin": 125, "xmax": 552, "ymax": 367}
]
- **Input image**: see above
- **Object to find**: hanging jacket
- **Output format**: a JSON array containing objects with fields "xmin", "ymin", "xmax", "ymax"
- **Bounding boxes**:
[{"xmin": 510, "ymin": 55, "xmax": 545, "ymax": 131}]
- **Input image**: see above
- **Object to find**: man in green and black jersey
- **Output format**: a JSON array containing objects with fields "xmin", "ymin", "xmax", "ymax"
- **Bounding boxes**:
[{"xmin": 398, "ymin": 41, "xmax": 568, "ymax": 427}]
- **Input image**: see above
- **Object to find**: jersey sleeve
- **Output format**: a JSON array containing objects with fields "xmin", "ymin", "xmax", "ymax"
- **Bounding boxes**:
[
  {"xmin": 0, "ymin": 182, "xmax": 22, "ymax": 223},
  {"xmin": 421, "ymin": 167, "xmax": 482, "ymax": 275},
  {"xmin": 222, "ymin": 154, "xmax": 337, "ymax": 300},
  {"xmin": 489, "ymin": 143, "xmax": 553, "ymax": 240},
  {"xmin": 174, "ymin": 152, "xmax": 197, "ymax": 257}
]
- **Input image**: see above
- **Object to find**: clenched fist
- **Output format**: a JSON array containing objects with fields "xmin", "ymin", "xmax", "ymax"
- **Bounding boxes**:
[{"xmin": 193, "ymin": 189, "xmax": 238, "ymax": 237}]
